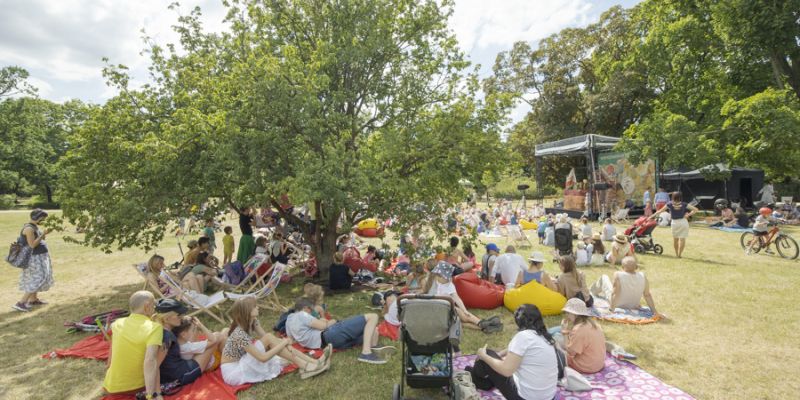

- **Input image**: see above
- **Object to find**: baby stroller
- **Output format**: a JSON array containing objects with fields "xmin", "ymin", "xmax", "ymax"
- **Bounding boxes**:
[
  {"xmin": 625, "ymin": 216, "xmax": 663, "ymax": 255},
  {"xmin": 554, "ymin": 226, "xmax": 573, "ymax": 256},
  {"xmin": 393, "ymin": 294, "xmax": 458, "ymax": 400}
]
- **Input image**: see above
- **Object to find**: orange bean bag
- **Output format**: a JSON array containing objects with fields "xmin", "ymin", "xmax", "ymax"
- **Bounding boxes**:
[
  {"xmin": 453, "ymin": 272, "xmax": 505, "ymax": 309},
  {"xmin": 353, "ymin": 227, "xmax": 384, "ymax": 238}
]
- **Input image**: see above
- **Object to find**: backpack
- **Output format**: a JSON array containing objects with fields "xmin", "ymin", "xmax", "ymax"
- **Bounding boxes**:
[
  {"xmin": 223, "ymin": 261, "xmax": 246, "ymax": 285},
  {"xmin": 273, "ymin": 309, "xmax": 295, "ymax": 334},
  {"xmin": 554, "ymin": 228, "xmax": 573, "ymax": 253}
]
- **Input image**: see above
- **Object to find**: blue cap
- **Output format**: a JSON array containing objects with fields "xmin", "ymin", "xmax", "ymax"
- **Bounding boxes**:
[{"xmin": 486, "ymin": 243, "xmax": 499, "ymax": 252}]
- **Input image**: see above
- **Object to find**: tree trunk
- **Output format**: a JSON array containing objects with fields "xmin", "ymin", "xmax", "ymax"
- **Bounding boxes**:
[
  {"xmin": 45, "ymin": 184, "xmax": 53, "ymax": 204},
  {"xmin": 312, "ymin": 221, "xmax": 339, "ymax": 283}
]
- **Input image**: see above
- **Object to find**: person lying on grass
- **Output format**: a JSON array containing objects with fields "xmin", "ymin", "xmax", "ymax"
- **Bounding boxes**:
[
  {"xmin": 467, "ymin": 304, "xmax": 559, "ymax": 400},
  {"xmin": 103, "ymin": 291, "xmax": 163, "ymax": 399},
  {"xmin": 376, "ymin": 291, "xmax": 401, "ymax": 341},
  {"xmin": 286, "ymin": 297, "xmax": 396, "ymax": 364},
  {"xmin": 220, "ymin": 297, "xmax": 331, "ymax": 385},
  {"xmin": 152, "ymin": 299, "xmax": 225, "ymax": 386},
  {"xmin": 424, "ymin": 261, "xmax": 503, "ymax": 334},
  {"xmin": 590, "ymin": 256, "xmax": 664, "ymax": 319}
]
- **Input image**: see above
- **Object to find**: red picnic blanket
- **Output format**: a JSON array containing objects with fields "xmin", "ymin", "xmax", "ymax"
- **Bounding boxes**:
[{"xmin": 45, "ymin": 334, "xmax": 327, "ymax": 400}]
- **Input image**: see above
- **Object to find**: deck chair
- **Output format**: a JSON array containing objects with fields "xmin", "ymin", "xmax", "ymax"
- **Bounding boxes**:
[
  {"xmin": 225, "ymin": 262, "xmax": 289, "ymax": 312},
  {"xmin": 159, "ymin": 270, "xmax": 229, "ymax": 324},
  {"xmin": 611, "ymin": 208, "xmax": 629, "ymax": 224},
  {"xmin": 781, "ymin": 197, "xmax": 793, "ymax": 206},
  {"xmin": 133, "ymin": 263, "xmax": 179, "ymax": 299},
  {"xmin": 507, "ymin": 225, "xmax": 532, "ymax": 248},
  {"xmin": 226, "ymin": 253, "xmax": 278, "ymax": 294}
]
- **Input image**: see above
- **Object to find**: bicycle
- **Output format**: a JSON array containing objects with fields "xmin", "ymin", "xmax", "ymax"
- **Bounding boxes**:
[{"xmin": 740, "ymin": 224, "xmax": 799, "ymax": 260}]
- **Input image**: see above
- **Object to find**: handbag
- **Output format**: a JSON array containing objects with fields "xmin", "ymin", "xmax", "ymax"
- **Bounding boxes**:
[{"xmin": 5, "ymin": 224, "xmax": 35, "ymax": 268}]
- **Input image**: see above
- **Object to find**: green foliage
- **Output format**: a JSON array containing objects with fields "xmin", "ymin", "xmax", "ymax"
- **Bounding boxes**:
[
  {"xmin": 0, "ymin": 194, "xmax": 15, "ymax": 210},
  {"xmin": 489, "ymin": 173, "xmax": 556, "ymax": 200},
  {"xmin": 58, "ymin": 0, "xmax": 508, "ymax": 268},
  {"xmin": 0, "ymin": 66, "xmax": 36, "ymax": 98}
]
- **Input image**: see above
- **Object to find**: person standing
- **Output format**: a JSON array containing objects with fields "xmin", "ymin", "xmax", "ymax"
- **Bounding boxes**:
[
  {"xmin": 202, "ymin": 219, "xmax": 216, "ymax": 255},
  {"xmin": 653, "ymin": 187, "xmax": 670, "ymax": 212},
  {"xmin": 651, "ymin": 192, "xmax": 698, "ymax": 258},
  {"xmin": 757, "ymin": 181, "xmax": 775, "ymax": 205},
  {"xmin": 222, "ymin": 226, "xmax": 235, "ymax": 265},
  {"xmin": 12, "ymin": 209, "xmax": 54, "ymax": 312},
  {"xmin": 235, "ymin": 206, "xmax": 256, "ymax": 264},
  {"xmin": 643, "ymin": 187, "xmax": 652, "ymax": 217}
]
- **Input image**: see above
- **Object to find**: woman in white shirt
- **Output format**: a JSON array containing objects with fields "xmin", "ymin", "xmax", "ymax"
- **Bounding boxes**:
[{"xmin": 468, "ymin": 304, "xmax": 559, "ymax": 400}]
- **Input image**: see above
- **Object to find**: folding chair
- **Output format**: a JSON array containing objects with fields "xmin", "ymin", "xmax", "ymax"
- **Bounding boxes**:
[
  {"xmin": 611, "ymin": 208, "xmax": 629, "ymax": 224},
  {"xmin": 781, "ymin": 197, "xmax": 794, "ymax": 207},
  {"xmin": 227, "ymin": 253, "xmax": 275, "ymax": 295},
  {"xmin": 225, "ymin": 262, "xmax": 289, "ymax": 312},
  {"xmin": 507, "ymin": 225, "xmax": 532, "ymax": 249},
  {"xmin": 133, "ymin": 263, "xmax": 177, "ymax": 299},
  {"xmin": 159, "ymin": 270, "xmax": 229, "ymax": 324}
]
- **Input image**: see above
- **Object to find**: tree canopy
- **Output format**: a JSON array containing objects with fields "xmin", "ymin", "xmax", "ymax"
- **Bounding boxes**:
[{"xmin": 58, "ymin": 0, "xmax": 509, "ymax": 270}]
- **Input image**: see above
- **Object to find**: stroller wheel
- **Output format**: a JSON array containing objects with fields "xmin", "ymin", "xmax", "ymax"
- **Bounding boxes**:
[
  {"xmin": 653, "ymin": 244, "xmax": 664, "ymax": 255},
  {"xmin": 634, "ymin": 244, "xmax": 646, "ymax": 254},
  {"xmin": 392, "ymin": 383, "xmax": 402, "ymax": 400}
]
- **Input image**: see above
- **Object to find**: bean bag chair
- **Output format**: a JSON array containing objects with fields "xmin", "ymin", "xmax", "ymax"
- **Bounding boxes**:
[
  {"xmin": 520, "ymin": 220, "xmax": 538, "ymax": 230},
  {"xmin": 353, "ymin": 226, "xmax": 384, "ymax": 238},
  {"xmin": 453, "ymin": 272, "xmax": 505, "ymax": 309},
  {"xmin": 357, "ymin": 219, "xmax": 379, "ymax": 230},
  {"xmin": 504, "ymin": 281, "xmax": 566, "ymax": 316},
  {"xmin": 499, "ymin": 218, "xmax": 509, "ymax": 226}
]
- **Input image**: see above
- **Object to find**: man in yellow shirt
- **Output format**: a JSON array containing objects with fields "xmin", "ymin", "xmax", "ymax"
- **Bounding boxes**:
[{"xmin": 103, "ymin": 291, "xmax": 163, "ymax": 399}]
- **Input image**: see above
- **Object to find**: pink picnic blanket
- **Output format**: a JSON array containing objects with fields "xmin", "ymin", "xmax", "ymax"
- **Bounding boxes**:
[{"xmin": 453, "ymin": 354, "xmax": 695, "ymax": 400}]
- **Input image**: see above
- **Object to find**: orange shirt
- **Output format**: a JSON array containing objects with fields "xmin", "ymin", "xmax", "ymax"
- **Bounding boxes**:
[{"xmin": 565, "ymin": 322, "xmax": 606, "ymax": 374}]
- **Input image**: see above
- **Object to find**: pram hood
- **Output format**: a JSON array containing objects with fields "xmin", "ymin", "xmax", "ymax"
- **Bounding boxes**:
[{"xmin": 399, "ymin": 297, "xmax": 455, "ymax": 346}]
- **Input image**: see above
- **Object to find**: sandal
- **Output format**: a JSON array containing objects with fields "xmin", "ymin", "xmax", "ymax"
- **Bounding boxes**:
[{"xmin": 299, "ymin": 360, "xmax": 328, "ymax": 379}]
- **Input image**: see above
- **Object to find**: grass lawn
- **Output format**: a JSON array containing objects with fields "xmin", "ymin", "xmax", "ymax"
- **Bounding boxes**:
[{"xmin": 1, "ymin": 209, "xmax": 799, "ymax": 400}]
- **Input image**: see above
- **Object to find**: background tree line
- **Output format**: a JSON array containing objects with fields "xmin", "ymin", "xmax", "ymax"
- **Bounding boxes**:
[
  {"xmin": 488, "ymin": 0, "xmax": 800, "ymax": 187},
  {"xmin": 0, "ymin": 66, "xmax": 90, "ymax": 209}
]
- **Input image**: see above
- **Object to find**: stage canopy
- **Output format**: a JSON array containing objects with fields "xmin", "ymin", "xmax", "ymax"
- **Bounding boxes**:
[
  {"xmin": 660, "ymin": 163, "xmax": 762, "ymax": 180},
  {"xmin": 534, "ymin": 134, "xmax": 620, "ymax": 157}
]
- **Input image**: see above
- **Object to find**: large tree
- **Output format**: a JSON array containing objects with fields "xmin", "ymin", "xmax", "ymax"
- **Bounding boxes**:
[{"xmin": 58, "ymin": 0, "xmax": 508, "ymax": 274}]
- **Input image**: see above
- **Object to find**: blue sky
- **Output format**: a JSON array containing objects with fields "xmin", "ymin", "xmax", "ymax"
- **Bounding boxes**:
[{"xmin": 0, "ymin": 0, "xmax": 641, "ymax": 124}]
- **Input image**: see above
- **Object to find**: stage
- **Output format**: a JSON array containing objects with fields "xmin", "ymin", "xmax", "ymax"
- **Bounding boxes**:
[{"xmin": 545, "ymin": 207, "xmax": 645, "ymax": 221}]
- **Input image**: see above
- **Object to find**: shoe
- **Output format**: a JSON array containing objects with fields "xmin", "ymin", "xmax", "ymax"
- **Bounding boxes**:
[
  {"xmin": 478, "ymin": 319, "xmax": 491, "ymax": 329},
  {"xmin": 299, "ymin": 359, "xmax": 329, "ymax": 379},
  {"xmin": 28, "ymin": 299, "xmax": 48, "ymax": 306},
  {"xmin": 12, "ymin": 302, "xmax": 31, "ymax": 312},
  {"xmin": 482, "ymin": 322, "xmax": 503, "ymax": 334},
  {"xmin": 321, "ymin": 343, "xmax": 333, "ymax": 365},
  {"xmin": 487, "ymin": 315, "xmax": 501, "ymax": 325},
  {"xmin": 370, "ymin": 345, "xmax": 397, "ymax": 360},
  {"xmin": 765, "ymin": 248, "xmax": 774, "ymax": 255},
  {"xmin": 357, "ymin": 352, "xmax": 387, "ymax": 365}
]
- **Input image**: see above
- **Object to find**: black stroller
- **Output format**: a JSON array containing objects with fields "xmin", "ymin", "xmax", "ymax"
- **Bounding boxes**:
[
  {"xmin": 554, "ymin": 225, "xmax": 573, "ymax": 256},
  {"xmin": 392, "ymin": 294, "xmax": 458, "ymax": 400}
]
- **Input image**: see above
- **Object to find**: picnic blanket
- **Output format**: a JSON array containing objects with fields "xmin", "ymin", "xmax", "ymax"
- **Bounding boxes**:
[
  {"xmin": 453, "ymin": 354, "xmax": 695, "ymax": 400},
  {"xmin": 589, "ymin": 298, "xmax": 662, "ymax": 325},
  {"xmin": 709, "ymin": 226, "xmax": 751, "ymax": 233},
  {"xmin": 45, "ymin": 334, "xmax": 325, "ymax": 400}
]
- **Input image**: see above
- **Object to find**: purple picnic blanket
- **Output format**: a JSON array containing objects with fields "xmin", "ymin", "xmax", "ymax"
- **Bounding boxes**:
[{"xmin": 453, "ymin": 354, "xmax": 695, "ymax": 400}]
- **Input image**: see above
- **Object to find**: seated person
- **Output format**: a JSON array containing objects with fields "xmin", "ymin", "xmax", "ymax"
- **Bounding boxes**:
[
  {"xmin": 329, "ymin": 252, "xmax": 355, "ymax": 290},
  {"xmin": 578, "ymin": 217, "xmax": 592, "ymax": 238},
  {"xmin": 286, "ymin": 297, "xmax": 394, "ymax": 364},
  {"xmin": 405, "ymin": 261, "xmax": 429, "ymax": 294},
  {"xmin": 575, "ymin": 242, "xmax": 591, "ymax": 267},
  {"xmin": 467, "ymin": 304, "xmax": 558, "ymax": 400},
  {"xmin": 221, "ymin": 297, "xmax": 330, "ymax": 385},
  {"xmin": 425, "ymin": 261, "xmax": 502, "ymax": 333},
  {"xmin": 606, "ymin": 234, "xmax": 635, "ymax": 265},
  {"xmin": 103, "ymin": 291, "xmax": 163, "ymax": 398},
  {"xmin": 393, "ymin": 253, "xmax": 412, "ymax": 275},
  {"xmin": 515, "ymin": 252, "xmax": 555, "ymax": 290},
  {"xmin": 175, "ymin": 316, "xmax": 228, "ymax": 368},
  {"xmin": 601, "ymin": 218, "xmax": 616, "ymax": 242},
  {"xmin": 153, "ymin": 299, "xmax": 221, "ymax": 386},
  {"xmin": 590, "ymin": 256, "xmax": 662, "ymax": 318},
  {"xmin": 734, "ymin": 206, "xmax": 751, "ymax": 228},
  {"xmin": 558, "ymin": 299, "xmax": 605, "ymax": 374},
  {"xmin": 377, "ymin": 291, "xmax": 401, "ymax": 340},
  {"xmin": 303, "ymin": 283, "xmax": 327, "ymax": 319},
  {"xmin": 254, "ymin": 236, "xmax": 269, "ymax": 255},
  {"xmin": 590, "ymin": 234, "xmax": 605, "ymax": 266},
  {"xmin": 493, "ymin": 245, "xmax": 527, "ymax": 289},
  {"xmin": 446, "ymin": 236, "xmax": 472, "ymax": 272},
  {"xmin": 554, "ymin": 256, "xmax": 592, "ymax": 307},
  {"xmin": 362, "ymin": 245, "xmax": 380, "ymax": 271},
  {"xmin": 142, "ymin": 254, "xmax": 176, "ymax": 298},
  {"xmin": 183, "ymin": 252, "xmax": 226, "ymax": 292},
  {"xmin": 182, "ymin": 237, "xmax": 209, "ymax": 267},
  {"xmin": 269, "ymin": 232, "xmax": 291, "ymax": 265},
  {"xmin": 719, "ymin": 206, "xmax": 736, "ymax": 227}
]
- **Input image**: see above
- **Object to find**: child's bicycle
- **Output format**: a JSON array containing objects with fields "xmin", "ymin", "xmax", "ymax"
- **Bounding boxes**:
[{"xmin": 740, "ymin": 224, "xmax": 799, "ymax": 259}]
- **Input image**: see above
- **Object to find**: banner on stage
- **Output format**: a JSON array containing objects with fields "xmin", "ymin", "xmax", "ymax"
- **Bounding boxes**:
[{"xmin": 597, "ymin": 152, "xmax": 655, "ymax": 205}]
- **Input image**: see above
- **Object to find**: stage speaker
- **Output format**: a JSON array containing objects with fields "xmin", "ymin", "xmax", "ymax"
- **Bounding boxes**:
[
  {"xmin": 517, "ymin": 184, "xmax": 530, "ymax": 191},
  {"xmin": 593, "ymin": 183, "xmax": 610, "ymax": 190}
]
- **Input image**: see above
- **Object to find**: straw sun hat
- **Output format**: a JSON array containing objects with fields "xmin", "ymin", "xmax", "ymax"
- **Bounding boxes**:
[
  {"xmin": 614, "ymin": 234, "xmax": 628, "ymax": 244},
  {"xmin": 562, "ymin": 298, "xmax": 592, "ymax": 316}
]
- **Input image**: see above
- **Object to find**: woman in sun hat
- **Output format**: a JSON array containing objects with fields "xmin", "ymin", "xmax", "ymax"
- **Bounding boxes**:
[
  {"xmin": 515, "ymin": 252, "xmax": 556, "ymax": 290},
  {"xmin": 558, "ymin": 298, "xmax": 605, "ymax": 373},
  {"xmin": 606, "ymin": 234, "xmax": 635, "ymax": 265},
  {"xmin": 12, "ymin": 209, "xmax": 54, "ymax": 312}
]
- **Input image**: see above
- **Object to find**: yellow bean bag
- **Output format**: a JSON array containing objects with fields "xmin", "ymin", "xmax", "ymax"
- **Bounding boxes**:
[
  {"xmin": 504, "ymin": 281, "xmax": 567, "ymax": 316},
  {"xmin": 357, "ymin": 218, "xmax": 379, "ymax": 230},
  {"xmin": 519, "ymin": 220, "xmax": 538, "ymax": 230}
]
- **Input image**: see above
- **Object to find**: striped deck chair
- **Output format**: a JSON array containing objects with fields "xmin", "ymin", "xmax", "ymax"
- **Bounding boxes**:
[
  {"xmin": 225, "ymin": 262, "xmax": 288, "ymax": 312},
  {"xmin": 159, "ymin": 270, "xmax": 229, "ymax": 324},
  {"xmin": 133, "ymin": 263, "xmax": 177, "ymax": 300},
  {"xmin": 507, "ymin": 225, "xmax": 533, "ymax": 249},
  {"xmin": 227, "ymin": 253, "xmax": 274, "ymax": 295}
]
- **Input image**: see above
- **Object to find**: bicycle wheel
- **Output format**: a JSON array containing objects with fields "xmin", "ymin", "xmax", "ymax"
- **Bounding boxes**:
[
  {"xmin": 775, "ymin": 235, "xmax": 799, "ymax": 260},
  {"xmin": 740, "ymin": 232, "xmax": 754, "ymax": 250}
]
